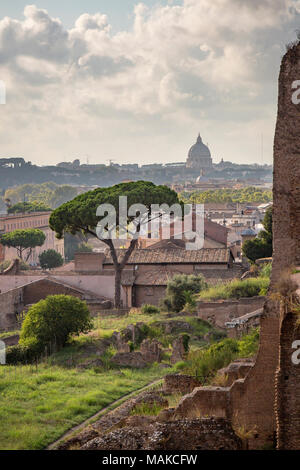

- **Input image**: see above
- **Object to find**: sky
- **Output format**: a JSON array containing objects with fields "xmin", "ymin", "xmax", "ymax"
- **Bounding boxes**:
[{"xmin": 0, "ymin": 0, "xmax": 300, "ymax": 167}]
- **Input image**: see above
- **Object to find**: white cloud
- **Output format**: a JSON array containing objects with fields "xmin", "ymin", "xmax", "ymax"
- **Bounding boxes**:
[{"xmin": 0, "ymin": 1, "xmax": 298, "ymax": 165}]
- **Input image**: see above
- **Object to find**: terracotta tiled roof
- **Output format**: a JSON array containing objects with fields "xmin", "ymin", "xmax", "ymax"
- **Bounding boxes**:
[
  {"xmin": 103, "ymin": 247, "xmax": 231, "ymax": 265},
  {"xmin": 134, "ymin": 269, "xmax": 183, "ymax": 286}
]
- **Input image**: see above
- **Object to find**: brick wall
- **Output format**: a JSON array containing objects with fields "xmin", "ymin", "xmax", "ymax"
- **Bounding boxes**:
[
  {"xmin": 134, "ymin": 285, "xmax": 166, "ymax": 307},
  {"xmin": 271, "ymin": 44, "xmax": 300, "ymax": 449},
  {"xmin": 275, "ymin": 312, "xmax": 300, "ymax": 449},
  {"xmin": 197, "ymin": 296, "xmax": 265, "ymax": 328},
  {"xmin": 23, "ymin": 279, "xmax": 84, "ymax": 305},
  {"xmin": 163, "ymin": 374, "xmax": 202, "ymax": 394},
  {"xmin": 74, "ymin": 252, "xmax": 105, "ymax": 272}
]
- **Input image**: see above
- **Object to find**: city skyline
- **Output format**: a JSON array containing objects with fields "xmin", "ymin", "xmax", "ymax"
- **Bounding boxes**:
[{"xmin": 0, "ymin": 1, "xmax": 300, "ymax": 166}]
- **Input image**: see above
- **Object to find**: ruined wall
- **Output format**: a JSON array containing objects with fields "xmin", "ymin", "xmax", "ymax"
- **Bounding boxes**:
[
  {"xmin": 271, "ymin": 44, "xmax": 300, "ymax": 450},
  {"xmin": 163, "ymin": 374, "xmax": 202, "ymax": 395},
  {"xmin": 177, "ymin": 45, "xmax": 300, "ymax": 449},
  {"xmin": 272, "ymin": 45, "xmax": 300, "ymax": 277},
  {"xmin": 275, "ymin": 311, "xmax": 300, "ymax": 449},
  {"xmin": 0, "ymin": 286, "xmax": 24, "ymax": 330},
  {"xmin": 197, "ymin": 296, "xmax": 265, "ymax": 328},
  {"xmin": 174, "ymin": 302, "xmax": 279, "ymax": 449},
  {"xmin": 226, "ymin": 308, "xmax": 262, "ymax": 339}
]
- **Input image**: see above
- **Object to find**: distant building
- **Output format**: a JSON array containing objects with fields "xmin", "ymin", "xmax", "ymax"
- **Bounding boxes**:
[
  {"xmin": 0, "ymin": 211, "xmax": 64, "ymax": 264},
  {"xmin": 186, "ymin": 133, "xmax": 213, "ymax": 171}
]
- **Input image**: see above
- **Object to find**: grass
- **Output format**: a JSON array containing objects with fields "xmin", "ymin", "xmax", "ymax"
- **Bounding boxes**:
[
  {"xmin": 0, "ymin": 362, "xmax": 174, "ymax": 450},
  {"xmin": 165, "ymin": 393, "xmax": 183, "ymax": 408},
  {"xmin": 198, "ymin": 278, "xmax": 269, "ymax": 301},
  {"xmin": 0, "ymin": 306, "xmax": 236, "ymax": 450},
  {"xmin": 130, "ymin": 401, "xmax": 165, "ymax": 416},
  {"xmin": 90, "ymin": 309, "xmax": 224, "ymax": 350},
  {"xmin": 179, "ymin": 328, "xmax": 259, "ymax": 384}
]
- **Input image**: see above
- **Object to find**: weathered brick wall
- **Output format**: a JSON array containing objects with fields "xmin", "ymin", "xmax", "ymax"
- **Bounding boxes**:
[
  {"xmin": 0, "ymin": 287, "xmax": 24, "ymax": 330},
  {"xmin": 23, "ymin": 279, "xmax": 83, "ymax": 305},
  {"xmin": 74, "ymin": 252, "xmax": 105, "ymax": 272},
  {"xmin": 197, "ymin": 296, "xmax": 265, "ymax": 328},
  {"xmin": 271, "ymin": 44, "xmax": 300, "ymax": 450},
  {"xmin": 175, "ymin": 386, "xmax": 231, "ymax": 420},
  {"xmin": 275, "ymin": 312, "xmax": 300, "ymax": 449},
  {"xmin": 226, "ymin": 308, "xmax": 262, "ymax": 338},
  {"xmin": 229, "ymin": 301, "xmax": 279, "ymax": 448},
  {"xmin": 134, "ymin": 285, "xmax": 166, "ymax": 307},
  {"xmin": 163, "ymin": 374, "xmax": 202, "ymax": 394},
  {"xmin": 272, "ymin": 45, "xmax": 300, "ymax": 277}
]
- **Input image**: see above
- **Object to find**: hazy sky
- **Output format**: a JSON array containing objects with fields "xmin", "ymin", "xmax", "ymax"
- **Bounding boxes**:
[{"xmin": 0, "ymin": 0, "xmax": 300, "ymax": 166}]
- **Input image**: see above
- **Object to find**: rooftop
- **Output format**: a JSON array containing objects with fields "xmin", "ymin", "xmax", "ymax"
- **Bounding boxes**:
[{"xmin": 103, "ymin": 247, "xmax": 232, "ymax": 265}]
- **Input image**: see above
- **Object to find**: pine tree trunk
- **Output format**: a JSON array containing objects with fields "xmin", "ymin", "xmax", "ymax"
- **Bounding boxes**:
[{"xmin": 114, "ymin": 266, "xmax": 122, "ymax": 308}]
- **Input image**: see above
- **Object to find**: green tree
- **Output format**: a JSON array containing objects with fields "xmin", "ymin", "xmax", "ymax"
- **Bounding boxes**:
[
  {"xmin": 49, "ymin": 181, "xmax": 180, "ymax": 307},
  {"xmin": 180, "ymin": 187, "xmax": 272, "ymax": 204},
  {"xmin": 49, "ymin": 185, "xmax": 78, "ymax": 208},
  {"xmin": 20, "ymin": 295, "xmax": 92, "ymax": 351},
  {"xmin": 161, "ymin": 273, "xmax": 207, "ymax": 312},
  {"xmin": 7, "ymin": 201, "xmax": 52, "ymax": 214},
  {"xmin": 4, "ymin": 183, "xmax": 57, "ymax": 206},
  {"xmin": 242, "ymin": 207, "xmax": 273, "ymax": 263},
  {"xmin": 4, "ymin": 182, "xmax": 78, "ymax": 209},
  {"xmin": 0, "ymin": 229, "xmax": 46, "ymax": 261},
  {"xmin": 39, "ymin": 249, "xmax": 64, "ymax": 269},
  {"xmin": 242, "ymin": 238, "xmax": 272, "ymax": 263}
]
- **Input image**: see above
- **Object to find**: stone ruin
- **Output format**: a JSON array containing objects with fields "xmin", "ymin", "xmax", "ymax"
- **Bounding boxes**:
[
  {"xmin": 170, "ymin": 336, "xmax": 187, "ymax": 364},
  {"xmin": 169, "ymin": 42, "xmax": 300, "ymax": 450}
]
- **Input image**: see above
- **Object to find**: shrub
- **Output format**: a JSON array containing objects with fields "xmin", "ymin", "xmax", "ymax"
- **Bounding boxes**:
[
  {"xmin": 181, "ymin": 333, "xmax": 190, "ymax": 352},
  {"xmin": 242, "ymin": 207, "xmax": 273, "ymax": 263},
  {"xmin": 183, "ymin": 290, "xmax": 197, "ymax": 312},
  {"xmin": 141, "ymin": 304, "xmax": 160, "ymax": 314},
  {"xmin": 161, "ymin": 274, "xmax": 208, "ymax": 312},
  {"xmin": 39, "ymin": 249, "xmax": 64, "ymax": 269},
  {"xmin": 181, "ymin": 330, "xmax": 259, "ymax": 383},
  {"xmin": 259, "ymin": 262, "xmax": 272, "ymax": 279},
  {"xmin": 238, "ymin": 328, "xmax": 259, "ymax": 357},
  {"xmin": 20, "ymin": 295, "xmax": 93, "ymax": 353},
  {"xmin": 6, "ymin": 338, "xmax": 44, "ymax": 365},
  {"xmin": 199, "ymin": 277, "xmax": 269, "ymax": 301}
]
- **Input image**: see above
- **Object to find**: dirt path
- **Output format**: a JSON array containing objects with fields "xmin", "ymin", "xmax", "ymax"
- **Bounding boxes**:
[{"xmin": 47, "ymin": 378, "xmax": 163, "ymax": 450}]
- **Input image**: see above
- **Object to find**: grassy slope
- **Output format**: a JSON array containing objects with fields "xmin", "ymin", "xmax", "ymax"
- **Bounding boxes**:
[
  {"xmin": 0, "ymin": 363, "xmax": 171, "ymax": 450},
  {"xmin": 0, "ymin": 310, "xmax": 183, "ymax": 450},
  {"xmin": 0, "ymin": 310, "xmax": 250, "ymax": 449}
]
